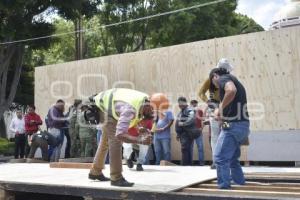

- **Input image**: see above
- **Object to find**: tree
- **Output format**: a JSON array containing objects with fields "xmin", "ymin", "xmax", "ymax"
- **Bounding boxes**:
[
  {"xmin": 149, "ymin": 0, "xmax": 239, "ymax": 47},
  {"xmin": 94, "ymin": 0, "xmax": 263, "ymax": 52},
  {"xmin": 97, "ymin": 0, "xmax": 161, "ymax": 54},
  {"xmin": 0, "ymin": 0, "xmax": 100, "ymax": 137},
  {"xmin": 32, "ymin": 19, "xmax": 76, "ymax": 65},
  {"xmin": 232, "ymin": 13, "xmax": 264, "ymax": 34}
]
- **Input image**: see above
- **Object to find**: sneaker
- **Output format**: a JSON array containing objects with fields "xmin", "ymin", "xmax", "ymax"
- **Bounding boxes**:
[
  {"xmin": 127, "ymin": 159, "xmax": 134, "ymax": 169},
  {"xmin": 111, "ymin": 177, "xmax": 134, "ymax": 187},
  {"xmin": 136, "ymin": 164, "xmax": 144, "ymax": 171},
  {"xmin": 88, "ymin": 173, "xmax": 110, "ymax": 181}
]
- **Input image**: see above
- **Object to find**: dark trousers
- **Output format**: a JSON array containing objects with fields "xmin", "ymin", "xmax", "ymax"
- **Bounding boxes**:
[
  {"xmin": 14, "ymin": 134, "xmax": 26, "ymax": 159},
  {"xmin": 29, "ymin": 134, "xmax": 49, "ymax": 161},
  {"xmin": 180, "ymin": 134, "xmax": 193, "ymax": 166},
  {"xmin": 25, "ymin": 135, "xmax": 31, "ymax": 157},
  {"xmin": 64, "ymin": 129, "xmax": 71, "ymax": 158}
]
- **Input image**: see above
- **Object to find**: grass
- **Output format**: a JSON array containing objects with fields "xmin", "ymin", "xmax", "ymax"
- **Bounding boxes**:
[{"xmin": 0, "ymin": 138, "xmax": 15, "ymax": 156}]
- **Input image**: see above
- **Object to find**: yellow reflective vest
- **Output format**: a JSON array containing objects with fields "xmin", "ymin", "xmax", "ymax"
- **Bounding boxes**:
[{"xmin": 94, "ymin": 88, "xmax": 149, "ymax": 128}]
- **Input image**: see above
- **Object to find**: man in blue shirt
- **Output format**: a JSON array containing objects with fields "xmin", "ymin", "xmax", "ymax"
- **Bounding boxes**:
[{"xmin": 153, "ymin": 110, "xmax": 174, "ymax": 165}]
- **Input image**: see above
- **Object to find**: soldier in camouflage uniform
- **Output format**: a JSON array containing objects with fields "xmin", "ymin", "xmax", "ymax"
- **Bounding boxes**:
[
  {"xmin": 69, "ymin": 99, "xmax": 81, "ymax": 158},
  {"xmin": 78, "ymin": 103, "xmax": 97, "ymax": 157}
]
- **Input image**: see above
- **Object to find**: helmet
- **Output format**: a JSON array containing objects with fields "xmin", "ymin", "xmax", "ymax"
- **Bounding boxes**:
[
  {"xmin": 216, "ymin": 58, "xmax": 234, "ymax": 72},
  {"xmin": 150, "ymin": 93, "xmax": 170, "ymax": 111}
]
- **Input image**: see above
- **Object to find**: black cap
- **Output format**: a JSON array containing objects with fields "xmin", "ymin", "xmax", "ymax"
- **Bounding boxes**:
[{"xmin": 178, "ymin": 96, "xmax": 187, "ymax": 103}]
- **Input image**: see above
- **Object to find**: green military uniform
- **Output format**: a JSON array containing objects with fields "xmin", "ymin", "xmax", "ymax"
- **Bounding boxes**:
[
  {"xmin": 78, "ymin": 111, "xmax": 97, "ymax": 157},
  {"xmin": 69, "ymin": 108, "xmax": 80, "ymax": 157}
]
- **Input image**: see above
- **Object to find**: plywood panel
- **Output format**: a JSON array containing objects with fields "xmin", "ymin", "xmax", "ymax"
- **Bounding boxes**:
[
  {"xmin": 215, "ymin": 28, "xmax": 300, "ymax": 131},
  {"xmin": 35, "ymin": 26, "xmax": 300, "ymax": 161},
  {"xmin": 0, "ymin": 163, "xmax": 217, "ymax": 193}
]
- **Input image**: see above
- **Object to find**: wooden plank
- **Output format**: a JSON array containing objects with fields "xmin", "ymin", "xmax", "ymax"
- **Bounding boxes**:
[
  {"xmin": 182, "ymin": 187, "xmax": 300, "ymax": 198},
  {"xmin": 0, "ymin": 190, "xmax": 14, "ymax": 200},
  {"xmin": 0, "ymin": 163, "xmax": 218, "ymax": 193},
  {"xmin": 211, "ymin": 180, "xmax": 300, "ymax": 187},
  {"xmin": 58, "ymin": 157, "xmax": 94, "ymax": 163},
  {"xmin": 49, "ymin": 162, "xmax": 92, "ymax": 169},
  {"xmin": 9, "ymin": 159, "xmax": 26, "ymax": 163},
  {"xmin": 160, "ymin": 160, "xmax": 177, "ymax": 166},
  {"xmin": 197, "ymin": 183, "xmax": 300, "ymax": 192},
  {"xmin": 26, "ymin": 159, "xmax": 48, "ymax": 163},
  {"xmin": 245, "ymin": 175, "xmax": 300, "ymax": 180},
  {"xmin": 245, "ymin": 173, "xmax": 300, "ymax": 177}
]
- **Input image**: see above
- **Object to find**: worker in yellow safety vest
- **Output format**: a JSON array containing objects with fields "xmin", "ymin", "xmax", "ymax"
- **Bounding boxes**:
[{"xmin": 85, "ymin": 88, "xmax": 163, "ymax": 187}]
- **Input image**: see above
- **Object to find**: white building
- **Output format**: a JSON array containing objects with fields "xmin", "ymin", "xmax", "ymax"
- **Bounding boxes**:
[{"xmin": 270, "ymin": 0, "xmax": 300, "ymax": 30}]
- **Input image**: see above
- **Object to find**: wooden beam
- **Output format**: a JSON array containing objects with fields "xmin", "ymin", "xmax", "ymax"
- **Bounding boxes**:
[
  {"xmin": 49, "ymin": 162, "xmax": 92, "ymax": 169},
  {"xmin": 0, "ymin": 190, "xmax": 15, "ymax": 200},
  {"xmin": 9, "ymin": 159, "xmax": 26, "ymax": 163},
  {"xmin": 58, "ymin": 157, "xmax": 94, "ymax": 163},
  {"xmin": 246, "ymin": 175, "xmax": 300, "ymax": 180},
  {"xmin": 245, "ymin": 172, "xmax": 300, "ymax": 175},
  {"xmin": 182, "ymin": 188, "xmax": 300, "ymax": 198},
  {"xmin": 211, "ymin": 180, "xmax": 300, "ymax": 187},
  {"xmin": 26, "ymin": 159, "xmax": 48, "ymax": 163},
  {"xmin": 197, "ymin": 183, "xmax": 300, "ymax": 192},
  {"xmin": 160, "ymin": 160, "xmax": 177, "ymax": 166}
]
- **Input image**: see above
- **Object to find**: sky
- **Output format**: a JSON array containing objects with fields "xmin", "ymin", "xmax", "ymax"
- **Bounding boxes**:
[{"xmin": 236, "ymin": 0, "xmax": 289, "ymax": 29}]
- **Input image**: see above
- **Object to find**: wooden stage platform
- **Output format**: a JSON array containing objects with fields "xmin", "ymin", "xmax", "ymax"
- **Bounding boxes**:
[{"xmin": 1, "ymin": 163, "xmax": 300, "ymax": 200}]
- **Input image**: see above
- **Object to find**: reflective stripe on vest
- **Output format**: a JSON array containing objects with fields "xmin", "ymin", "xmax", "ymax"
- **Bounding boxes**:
[{"xmin": 94, "ymin": 88, "xmax": 149, "ymax": 128}]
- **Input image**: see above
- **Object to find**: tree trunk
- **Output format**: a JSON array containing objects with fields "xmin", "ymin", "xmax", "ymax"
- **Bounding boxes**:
[
  {"xmin": 0, "ymin": 115, "xmax": 6, "ymax": 138},
  {"xmin": 0, "ymin": 44, "xmax": 25, "ymax": 138},
  {"xmin": 75, "ymin": 16, "xmax": 83, "ymax": 60}
]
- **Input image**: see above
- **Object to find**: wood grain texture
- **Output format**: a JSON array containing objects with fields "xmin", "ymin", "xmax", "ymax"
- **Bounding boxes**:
[
  {"xmin": 35, "ymin": 26, "xmax": 300, "ymax": 161},
  {"xmin": 49, "ymin": 162, "xmax": 92, "ymax": 169}
]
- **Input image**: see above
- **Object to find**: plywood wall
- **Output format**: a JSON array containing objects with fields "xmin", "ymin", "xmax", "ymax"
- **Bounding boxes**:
[{"xmin": 35, "ymin": 26, "xmax": 300, "ymax": 161}]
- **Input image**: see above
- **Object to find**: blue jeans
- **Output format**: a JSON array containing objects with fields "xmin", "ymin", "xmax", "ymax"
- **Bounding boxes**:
[
  {"xmin": 143, "ymin": 144, "xmax": 155, "ymax": 165},
  {"xmin": 48, "ymin": 128, "xmax": 64, "ymax": 162},
  {"xmin": 191, "ymin": 134, "xmax": 204, "ymax": 165},
  {"xmin": 214, "ymin": 121, "xmax": 250, "ymax": 189},
  {"xmin": 154, "ymin": 137, "xmax": 171, "ymax": 165},
  {"xmin": 96, "ymin": 129, "xmax": 102, "ymax": 145}
]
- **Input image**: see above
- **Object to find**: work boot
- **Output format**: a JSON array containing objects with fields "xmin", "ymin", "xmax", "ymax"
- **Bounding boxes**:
[
  {"xmin": 111, "ymin": 177, "xmax": 134, "ymax": 187},
  {"xmin": 88, "ymin": 173, "xmax": 110, "ymax": 181},
  {"xmin": 127, "ymin": 158, "xmax": 134, "ymax": 169},
  {"xmin": 136, "ymin": 164, "xmax": 144, "ymax": 171}
]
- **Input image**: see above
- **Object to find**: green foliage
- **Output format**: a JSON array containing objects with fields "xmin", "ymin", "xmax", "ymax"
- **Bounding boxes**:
[
  {"xmin": 0, "ymin": 138, "xmax": 14, "ymax": 156},
  {"xmin": 232, "ymin": 13, "xmax": 264, "ymax": 34},
  {"xmin": 0, "ymin": 1, "xmax": 100, "ymax": 107},
  {"xmin": 22, "ymin": 0, "xmax": 264, "ymax": 67},
  {"xmin": 32, "ymin": 19, "xmax": 76, "ymax": 65}
]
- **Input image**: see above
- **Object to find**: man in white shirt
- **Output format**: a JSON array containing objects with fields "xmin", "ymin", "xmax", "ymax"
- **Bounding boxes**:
[{"xmin": 9, "ymin": 110, "xmax": 26, "ymax": 159}]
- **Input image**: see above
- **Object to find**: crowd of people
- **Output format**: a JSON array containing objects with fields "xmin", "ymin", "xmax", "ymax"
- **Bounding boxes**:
[
  {"xmin": 9, "ymin": 58, "xmax": 250, "ymax": 189},
  {"xmin": 8, "ymin": 97, "xmax": 207, "ymax": 166}
]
